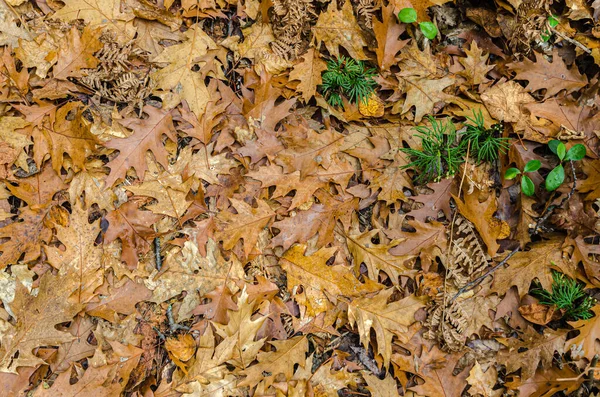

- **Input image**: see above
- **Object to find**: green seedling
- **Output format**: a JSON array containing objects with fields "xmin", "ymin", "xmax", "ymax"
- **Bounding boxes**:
[
  {"xmin": 398, "ymin": 8, "xmax": 438, "ymax": 40},
  {"xmin": 321, "ymin": 56, "xmax": 377, "ymax": 107}
]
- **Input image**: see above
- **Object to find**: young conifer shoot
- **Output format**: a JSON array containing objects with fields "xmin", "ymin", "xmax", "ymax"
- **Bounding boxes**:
[{"xmin": 321, "ymin": 56, "xmax": 377, "ymax": 107}]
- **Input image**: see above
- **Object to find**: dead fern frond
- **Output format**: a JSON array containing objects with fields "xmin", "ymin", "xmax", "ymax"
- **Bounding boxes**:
[
  {"xmin": 271, "ymin": 0, "xmax": 316, "ymax": 60},
  {"xmin": 356, "ymin": 0, "xmax": 380, "ymax": 29}
]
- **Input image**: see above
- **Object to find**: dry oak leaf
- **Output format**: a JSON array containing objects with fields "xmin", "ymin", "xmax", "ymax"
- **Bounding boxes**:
[
  {"xmin": 281, "ymin": 244, "xmax": 382, "ymax": 317},
  {"xmin": 373, "ymin": 3, "xmax": 409, "ymax": 72},
  {"xmin": 215, "ymin": 198, "xmax": 275, "ymax": 258},
  {"xmin": 400, "ymin": 76, "xmax": 455, "ymax": 123},
  {"xmin": 565, "ymin": 306, "xmax": 600, "ymax": 360},
  {"xmin": 409, "ymin": 347, "xmax": 470, "ymax": 397},
  {"xmin": 15, "ymin": 33, "xmax": 57, "ymax": 79},
  {"xmin": 86, "ymin": 278, "xmax": 152, "ymax": 321},
  {"xmin": 242, "ymin": 76, "xmax": 296, "ymax": 136},
  {"xmin": 387, "ymin": 219, "xmax": 448, "ymax": 270},
  {"xmin": 364, "ymin": 373, "xmax": 400, "ymax": 397},
  {"xmin": 166, "ymin": 334, "xmax": 197, "ymax": 364},
  {"xmin": 104, "ymin": 105, "xmax": 177, "ymax": 187},
  {"xmin": 346, "ymin": 229, "xmax": 416, "ymax": 284},
  {"xmin": 47, "ymin": 101, "xmax": 99, "ymax": 173},
  {"xmin": 7, "ymin": 162, "xmax": 67, "ymax": 209},
  {"xmin": 235, "ymin": 23, "xmax": 292, "ymax": 74},
  {"xmin": 392, "ymin": 0, "xmax": 453, "ymax": 22},
  {"xmin": 458, "ymin": 41, "xmax": 494, "ymax": 86},
  {"xmin": 481, "ymin": 81, "xmax": 536, "ymax": 123},
  {"xmin": 0, "ymin": 116, "xmax": 32, "ymax": 171},
  {"xmin": 508, "ymin": 50, "xmax": 588, "ymax": 99},
  {"xmin": 491, "ymin": 239, "xmax": 580, "ymax": 297},
  {"xmin": 68, "ymin": 159, "xmax": 115, "ymax": 211},
  {"xmin": 525, "ymin": 99, "xmax": 596, "ymax": 143},
  {"xmin": 239, "ymin": 336, "xmax": 309, "ymax": 389},
  {"xmin": 0, "ymin": 274, "xmax": 84, "ymax": 373},
  {"xmin": 509, "ymin": 366, "xmax": 582, "ymax": 397},
  {"xmin": 407, "ymin": 178, "xmax": 454, "ymax": 222},
  {"xmin": 192, "ymin": 284, "xmax": 237, "ymax": 324},
  {"xmin": 289, "ymin": 47, "xmax": 327, "ymax": 102},
  {"xmin": 177, "ymin": 89, "xmax": 231, "ymax": 145},
  {"xmin": 185, "ymin": 143, "xmax": 238, "ymax": 185},
  {"xmin": 104, "ymin": 200, "xmax": 161, "ymax": 269},
  {"xmin": 34, "ymin": 362, "xmax": 130, "ymax": 396},
  {"xmin": 453, "ymin": 189, "xmax": 504, "ymax": 256},
  {"xmin": 45, "ymin": 202, "xmax": 103, "ymax": 304},
  {"xmin": 580, "ymin": 159, "xmax": 600, "ymax": 200},
  {"xmin": 312, "ymin": 0, "xmax": 368, "ymax": 60},
  {"xmin": 348, "ymin": 288, "xmax": 426, "ymax": 367},
  {"xmin": 151, "ymin": 26, "xmax": 217, "ymax": 118},
  {"xmin": 53, "ymin": 0, "xmax": 135, "ymax": 41},
  {"xmin": 497, "ymin": 328, "xmax": 566, "ymax": 381},
  {"xmin": 51, "ymin": 26, "xmax": 103, "ymax": 80},
  {"xmin": 271, "ymin": 192, "xmax": 358, "ymax": 250},
  {"xmin": 0, "ymin": 1, "xmax": 31, "ymax": 47},
  {"xmin": 0, "ymin": 207, "xmax": 52, "ymax": 269},
  {"xmin": 211, "ymin": 288, "xmax": 267, "ymax": 370},
  {"xmin": 466, "ymin": 361, "xmax": 498, "ymax": 397},
  {"xmin": 396, "ymin": 41, "xmax": 439, "ymax": 78},
  {"xmin": 246, "ymin": 164, "xmax": 326, "ymax": 210}
]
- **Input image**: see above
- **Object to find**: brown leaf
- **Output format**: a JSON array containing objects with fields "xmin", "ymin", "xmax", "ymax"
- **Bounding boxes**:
[
  {"xmin": 508, "ymin": 50, "xmax": 588, "ymax": 99},
  {"xmin": 518, "ymin": 303, "xmax": 557, "ymax": 325},
  {"xmin": 373, "ymin": 3, "xmax": 409, "ymax": 71},
  {"xmin": 104, "ymin": 106, "xmax": 177, "ymax": 187},
  {"xmin": 289, "ymin": 48, "xmax": 327, "ymax": 102},
  {"xmin": 165, "ymin": 334, "xmax": 197, "ymax": 363},
  {"xmin": 0, "ymin": 207, "xmax": 52, "ymax": 269},
  {"xmin": 458, "ymin": 41, "xmax": 494, "ymax": 86},
  {"xmin": 400, "ymin": 76, "xmax": 455, "ymax": 123},
  {"xmin": 52, "ymin": 26, "xmax": 103, "ymax": 80}
]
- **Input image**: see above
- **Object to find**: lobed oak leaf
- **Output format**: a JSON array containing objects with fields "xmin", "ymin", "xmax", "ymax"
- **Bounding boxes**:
[
  {"xmin": 185, "ymin": 143, "xmax": 238, "ymax": 185},
  {"xmin": 397, "ymin": 41, "xmax": 438, "ymax": 78},
  {"xmin": 104, "ymin": 200, "xmax": 161, "ymax": 269},
  {"xmin": 400, "ymin": 76, "xmax": 455, "ymax": 123},
  {"xmin": 409, "ymin": 347, "xmax": 469, "ymax": 397},
  {"xmin": 0, "ymin": 274, "xmax": 84, "ymax": 373},
  {"xmin": 497, "ymin": 328, "xmax": 566, "ymax": 381},
  {"xmin": 565, "ymin": 306, "xmax": 600, "ymax": 360},
  {"xmin": 151, "ymin": 26, "xmax": 218, "ymax": 118},
  {"xmin": 466, "ymin": 361, "xmax": 498, "ymax": 397},
  {"xmin": 234, "ymin": 23, "xmax": 293, "ymax": 74},
  {"xmin": 215, "ymin": 198, "xmax": 275, "ymax": 258},
  {"xmin": 348, "ymin": 288, "xmax": 425, "ymax": 367},
  {"xmin": 363, "ymin": 373, "xmax": 400, "ymax": 397},
  {"xmin": 86, "ymin": 277, "xmax": 152, "ymax": 321},
  {"xmin": 387, "ymin": 220, "xmax": 448, "ymax": 270},
  {"xmin": 7, "ymin": 162, "xmax": 66, "ymax": 209},
  {"xmin": 53, "ymin": 0, "xmax": 135, "ymax": 41},
  {"xmin": 281, "ymin": 244, "xmax": 382, "ymax": 317},
  {"xmin": 272, "ymin": 192, "xmax": 358, "ymax": 250},
  {"xmin": 239, "ymin": 336, "xmax": 308, "ymax": 389},
  {"xmin": 0, "ymin": 116, "xmax": 32, "ymax": 171},
  {"xmin": 346, "ymin": 229, "xmax": 416, "ymax": 284},
  {"xmin": 525, "ymin": 98, "xmax": 596, "ymax": 143},
  {"xmin": 580, "ymin": 159, "xmax": 600, "ymax": 200},
  {"xmin": 45, "ymin": 202, "xmax": 104, "ymax": 304},
  {"xmin": 289, "ymin": 47, "xmax": 327, "ymax": 102},
  {"xmin": 243, "ymin": 74, "xmax": 296, "ymax": 136},
  {"xmin": 0, "ymin": 2, "xmax": 31, "ymax": 48},
  {"xmin": 312, "ymin": 0, "xmax": 368, "ymax": 60},
  {"xmin": 491, "ymin": 239, "xmax": 580, "ymax": 297},
  {"xmin": 177, "ymin": 87, "xmax": 231, "ymax": 145},
  {"xmin": 373, "ymin": 3, "xmax": 409, "ymax": 72},
  {"xmin": 68, "ymin": 159, "xmax": 115, "ymax": 211},
  {"xmin": 508, "ymin": 50, "xmax": 588, "ymax": 99},
  {"xmin": 14, "ymin": 33, "xmax": 57, "ymax": 79},
  {"xmin": 457, "ymin": 41, "xmax": 494, "ymax": 86},
  {"xmin": 34, "ymin": 362, "xmax": 129, "ymax": 396},
  {"xmin": 104, "ymin": 105, "xmax": 177, "ymax": 187},
  {"xmin": 0, "ymin": 207, "xmax": 52, "ymax": 269},
  {"xmin": 51, "ymin": 26, "xmax": 103, "ymax": 80},
  {"xmin": 192, "ymin": 284, "xmax": 237, "ymax": 324},
  {"xmin": 508, "ymin": 366, "xmax": 582, "ymax": 397}
]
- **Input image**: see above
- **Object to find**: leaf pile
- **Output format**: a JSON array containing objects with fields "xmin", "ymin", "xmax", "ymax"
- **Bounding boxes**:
[{"xmin": 1, "ymin": 0, "xmax": 600, "ymax": 396}]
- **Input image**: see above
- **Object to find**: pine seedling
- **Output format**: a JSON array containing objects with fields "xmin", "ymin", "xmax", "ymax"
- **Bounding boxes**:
[
  {"xmin": 321, "ymin": 56, "xmax": 377, "ymax": 107},
  {"xmin": 400, "ymin": 117, "xmax": 465, "ymax": 183},
  {"xmin": 531, "ymin": 270, "xmax": 595, "ymax": 321},
  {"xmin": 462, "ymin": 110, "xmax": 509, "ymax": 163}
]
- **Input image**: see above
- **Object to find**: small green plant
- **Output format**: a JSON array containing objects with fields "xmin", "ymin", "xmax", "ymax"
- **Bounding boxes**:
[
  {"xmin": 531, "ymin": 270, "xmax": 595, "ymax": 321},
  {"xmin": 321, "ymin": 56, "xmax": 377, "ymax": 107},
  {"xmin": 462, "ymin": 110, "xmax": 509, "ymax": 163},
  {"xmin": 397, "ymin": 8, "xmax": 438, "ymax": 40},
  {"xmin": 400, "ymin": 117, "xmax": 464, "ymax": 183},
  {"xmin": 504, "ymin": 160, "xmax": 540, "ymax": 196},
  {"xmin": 541, "ymin": 14, "xmax": 560, "ymax": 42},
  {"xmin": 505, "ymin": 140, "xmax": 586, "ymax": 196}
]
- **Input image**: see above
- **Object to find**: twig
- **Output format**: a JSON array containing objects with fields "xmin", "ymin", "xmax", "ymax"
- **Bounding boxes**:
[
  {"xmin": 549, "ymin": 25, "xmax": 591, "ymax": 54},
  {"xmin": 450, "ymin": 247, "xmax": 521, "ymax": 303},
  {"xmin": 166, "ymin": 305, "xmax": 190, "ymax": 333},
  {"xmin": 154, "ymin": 236, "xmax": 162, "ymax": 271},
  {"xmin": 532, "ymin": 160, "xmax": 577, "ymax": 235}
]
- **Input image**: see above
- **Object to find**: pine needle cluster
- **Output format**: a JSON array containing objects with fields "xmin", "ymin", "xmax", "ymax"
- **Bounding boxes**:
[
  {"xmin": 321, "ymin": 56, "xmax": 377, "ymax": 107},
  {"xmin": 400, "ymin": 111, "xmax": 510, "ymax": 184},
  {"xmin": 531, "ymin": 271, "xmax": 595, "ymax": 321}
]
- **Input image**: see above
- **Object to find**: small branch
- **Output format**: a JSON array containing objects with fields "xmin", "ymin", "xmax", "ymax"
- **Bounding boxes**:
[
  {"xmin": 154, "ymin": 237, "xmax": 162, "ymax": 271},
  {"xmin": 549, "ymin": 25, "xmax": 591, "ymax": 54},
  {"xmin": 167, "ymin": 305, "xmax": 190, "ymax": 333},
  {"xmin": 532, "ymin": 160, "xmax": 577, "ymax": 235},
  {"xmin": 450, "ymin": 247, "xmax": 521, "ymax": 303}
]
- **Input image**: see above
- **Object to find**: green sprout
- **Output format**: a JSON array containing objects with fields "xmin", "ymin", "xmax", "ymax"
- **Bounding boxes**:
[
  {"xmin": 541, "ymin": 15, "xmax": 560, "ymax": 42},
  {"xmin": 400, "ymin": 117, "xmax": 464, "ymax": 183},
  {"xmin": 531, "ymin": 270, "xmax": 595, "ymax": 321},
  {"xmin": 321, "ymin": 56, "xmax": 377, "ymax": 107},
  {"xmin": 398, "ymin": 8, "xmax": 438, "ymax": 40},
  {"xmin": 462, "ymin": 110, "xmax": 510, "ymax": 163}
]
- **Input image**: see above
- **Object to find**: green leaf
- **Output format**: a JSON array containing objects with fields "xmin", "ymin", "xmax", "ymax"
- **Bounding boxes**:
[
  {"xmin": 521, "ymin": 175, "xmax": 535, "ymax": 196},
  {"xmin": 545, "ymin": 165, "xmax": 565, "ymax": 191},
  {"xmin": 548, "ymin": 140, "xmax": 561, "ymax": 155},
  {"xmin": 505, "ymin": 168, "xmax": 521, "ymax": 180},
  {"xmin": 548, "ymin": 15, "xmax": 559, "ymax": 28},
  {"xmin": 556, "ymin": 142, "xmax": 566, "ymax": 161},
  {"xmin": 398, "ymin": 8, "xmax": 417, "ymax": 23},
  {"xmin": 524, "ymin": 160, "xmax": 541, "ymax": 173},
  {"xmin": 419, "ymin": 22, "xmax": 438, "ymax": 40},
  {"xmin": 565, "ymin": 144, "xmax": 586, "ymax": 161}
]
